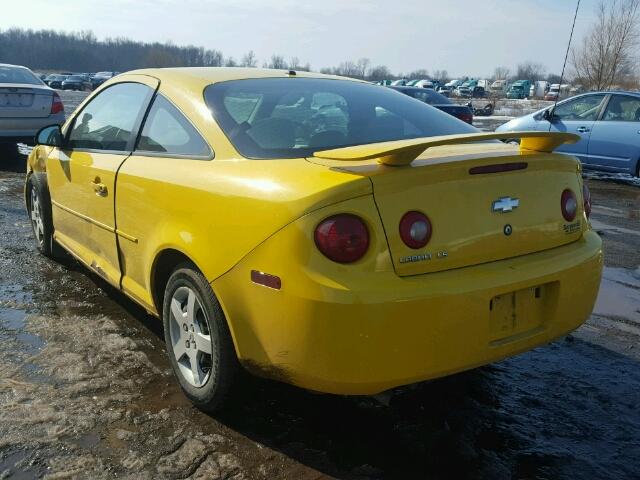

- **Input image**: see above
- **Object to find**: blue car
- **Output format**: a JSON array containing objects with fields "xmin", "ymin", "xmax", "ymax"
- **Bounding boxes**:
[{"xmin": 496, "ymin": 91, "xmax": 640, "ymax": 177}]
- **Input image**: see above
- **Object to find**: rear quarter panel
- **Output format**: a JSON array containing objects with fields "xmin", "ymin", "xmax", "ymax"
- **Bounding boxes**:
[{"xmin": 115, "ymin": 155, "xmax": 372, "ymax": 312}]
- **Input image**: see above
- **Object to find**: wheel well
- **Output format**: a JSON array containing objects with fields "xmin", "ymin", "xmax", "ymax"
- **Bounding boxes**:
[{"xmin": 151, "ymin": 249, "xmax": 195, "ymax": 316}]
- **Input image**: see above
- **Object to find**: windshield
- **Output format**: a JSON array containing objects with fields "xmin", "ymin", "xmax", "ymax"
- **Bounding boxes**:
[
  {"xmin": 67, "ymin": 75, "xmax": 82, "ymax": 81},
  {"xmin": 205, "ymin": 78, "xmax": 476, "ymax": 159},
  {"xmin": 0, "ymin": 66, "xmax": 43, "ymax": 85}
]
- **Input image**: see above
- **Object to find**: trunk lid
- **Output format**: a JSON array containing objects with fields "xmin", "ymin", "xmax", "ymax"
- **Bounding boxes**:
[
  {"xmin": 310, "ymin": 136, "xmax": 585, "ymax": 276},
  {"xmin": 0, "ymin": 84, "xmax": 53, "ymax": 118}
]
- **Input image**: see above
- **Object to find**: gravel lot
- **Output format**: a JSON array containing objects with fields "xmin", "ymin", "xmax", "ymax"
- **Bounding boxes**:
[{"xmin": 0, "ymin": 91, "xmax": 639, "ymax": 479}]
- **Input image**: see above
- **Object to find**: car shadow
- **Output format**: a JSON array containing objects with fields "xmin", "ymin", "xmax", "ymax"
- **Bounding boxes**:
[{"xmin": 0, "ymin": 144, "xmax": 28, "ymax": 173}]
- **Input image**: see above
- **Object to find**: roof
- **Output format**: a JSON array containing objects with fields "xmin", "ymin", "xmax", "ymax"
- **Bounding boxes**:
[
  {"xmin": 0, "ymin": 63, "xmax": 29, "ymax": 69},
  {"xmin": 126, "ymin": 67, "xmax": 359, "ymax": 89}
]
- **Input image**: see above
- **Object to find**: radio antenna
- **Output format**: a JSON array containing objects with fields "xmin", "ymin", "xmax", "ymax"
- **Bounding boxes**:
[{"xmin": 549, "ymin": 0, "xmax": 581, "ymax": 131}]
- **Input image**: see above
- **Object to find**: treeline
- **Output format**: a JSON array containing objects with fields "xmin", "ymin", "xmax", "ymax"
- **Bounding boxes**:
[
  {"xmin": 0, "ymin": 27, "xmax": 421, "ymax": 81},
  {"xmin": 0, "ymin": 28, "xmax": 228, "ymax": 72}
]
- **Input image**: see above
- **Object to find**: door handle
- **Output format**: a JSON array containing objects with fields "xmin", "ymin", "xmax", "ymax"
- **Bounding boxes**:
[
  {"xmin": 91, "ymin": 178, "xmax": 107, "ymax": 196},
  {"xmin": 576, "ymin": 126, "xmax": 590, "ymax": 133}
]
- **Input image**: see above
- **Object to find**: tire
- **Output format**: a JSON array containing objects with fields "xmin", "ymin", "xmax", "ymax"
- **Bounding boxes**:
[
  {"xmin": 162, "ymin": 263, "xmax": 238, "ymax": 411},
  {"xmin": 26, "ymin": 173, "xmax": 65, "ymax": 259}
]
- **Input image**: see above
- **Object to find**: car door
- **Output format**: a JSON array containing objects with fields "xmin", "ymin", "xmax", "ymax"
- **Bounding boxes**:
[
  {"xmin": 46, "ymin": 77, "xmax": 158, "ymax": 286},
  {"xmin": 545, "ymin": 94, "xmax": 607, "ymax": 163},
  {"xmin": 115, "ymin": 93, "xmax": 213, "ymax": 309},
  {"xmin": 586, "ymin": 93, "xmax": 640, "ymax": 175}
]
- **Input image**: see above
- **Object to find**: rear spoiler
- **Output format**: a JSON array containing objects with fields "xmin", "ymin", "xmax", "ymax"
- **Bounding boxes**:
[{"xmin": 313, "ymin": 131, "xmax": 579, "ymax": 166}]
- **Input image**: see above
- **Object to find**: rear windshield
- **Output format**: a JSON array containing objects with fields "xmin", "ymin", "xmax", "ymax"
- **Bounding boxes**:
[
  {"xmin": 0, "ymin": 66, "xmax": 43, "ymax": 85},
  {"xmin": 204, "ymin": 78, "xmax": 476, "ymax": 159}
]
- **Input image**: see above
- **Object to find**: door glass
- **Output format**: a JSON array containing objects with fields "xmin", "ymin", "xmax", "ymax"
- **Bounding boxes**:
[
  {"xmin": 553, "ymin": 95, "xmax": 605, "ymax": 121},
  {"xmin": 602, "ymin": 95, "xmax": 640, "ymax": 122},
  {"xmin": 136, "ymin": 95, "xmax": 211, "ymax": 156},
  {"xmin": 68, "ymin": 83, "xmax": 151, "ymax": 151}
]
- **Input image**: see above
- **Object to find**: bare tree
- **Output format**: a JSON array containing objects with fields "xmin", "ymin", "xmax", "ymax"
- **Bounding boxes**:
[
  {"xmin": 493, "ymin": 66, "xmax": 510, "ymax": 80},
  {"xmin": 368, "ymin": 65, "xmax": 391, "ymax": 82},
  {"xmin": 432, "ymin": 70, "xmax": 449, "ymax": 83},
  {"xmin": 224, "ymin": 56, "xmax": 237, "ymax": 67},
  {"xmin": 407, "ymin": 69, "xmax": 429, "ymax": 79},
  {"xmin": 516, "ymin": 62, "xmax": 546, "ymax": 82},
  {"xmin": 240, "ymin": 50, "xmax": 257, "ymax": 68},
  {"xmin": 289, "ymin": 56, "xmax": 301, "ymax": 70},
  {"xmin": 265, "ymin": 54, "xmax": 287, "ymax": 69},
  {"xmin": 356, "ymin": 58, "xmax": 371, "ymax": 78},
  {"xmin": 571, "ymin": 0, "xmax": 640, "ymax": 90}
]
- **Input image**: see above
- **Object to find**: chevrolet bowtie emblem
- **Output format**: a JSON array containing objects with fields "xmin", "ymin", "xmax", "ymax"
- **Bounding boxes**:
[{"xmin": 492, "ymin": 196, "xmax": 520, "ymax": 213}]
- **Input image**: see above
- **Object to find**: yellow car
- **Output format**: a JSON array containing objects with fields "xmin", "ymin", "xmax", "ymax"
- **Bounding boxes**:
[{"xmin": 26, "ymin": 68, "xmax": 603, "ymax": 410}]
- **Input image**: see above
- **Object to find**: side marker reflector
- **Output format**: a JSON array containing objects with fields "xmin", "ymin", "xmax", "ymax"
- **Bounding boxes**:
[{"xmin": 251, "ymin": 270, "xmax": 282, "ymax": 290}]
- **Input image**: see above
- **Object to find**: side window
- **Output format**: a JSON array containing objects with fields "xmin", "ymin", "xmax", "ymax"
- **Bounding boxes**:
[
  {"xmin": 602, "ymin": 95, "xmax": 640, "ymax": 122},
  {"xmin": 68, "ymin": 83, "xmax": 151, "ymax": 151},
  {"xmin": 553, "ymin": 95, "xmax": 606, "ymax": 121},
  {"xmin": 136, "ymin": 95, "xmax": 211, "ymax": 157}
]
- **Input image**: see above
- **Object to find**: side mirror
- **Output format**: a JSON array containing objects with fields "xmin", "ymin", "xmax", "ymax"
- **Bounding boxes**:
[
  {"xmin": 542, "ymin": 109, "xmax": 555, "ymax": 122},
  {"xmin": 35, "ymin": 124, "xmax": 63, "ymax": 147}
]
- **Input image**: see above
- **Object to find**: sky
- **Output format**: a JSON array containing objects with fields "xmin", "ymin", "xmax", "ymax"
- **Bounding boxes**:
[{"xmin": 1, "ymin": 0, "xmax": 600, "ymax": 77}]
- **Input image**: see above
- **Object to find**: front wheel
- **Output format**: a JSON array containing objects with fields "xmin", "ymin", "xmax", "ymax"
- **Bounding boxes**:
[
  {"xmin": 26, "ymin": 174, "xmax": 64, "ymax": 259},
  {"xmin": 162, "ymin": 264, "xmax": 238, "ymax": 411}
]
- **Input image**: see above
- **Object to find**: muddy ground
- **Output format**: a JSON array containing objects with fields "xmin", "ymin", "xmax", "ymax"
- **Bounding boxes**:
[{"xmin": 1, "ymin": 103, "xmax": 640, "ymax": 478}]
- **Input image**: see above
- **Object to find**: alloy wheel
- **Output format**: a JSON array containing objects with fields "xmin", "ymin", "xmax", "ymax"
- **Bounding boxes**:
[
  {"xmin": 168, "ymin": 286, "xmax": 213, "ymax": 387},
  {"xmin": 30, "ymin": 186, "xmax": 44, "ymax": 247}
]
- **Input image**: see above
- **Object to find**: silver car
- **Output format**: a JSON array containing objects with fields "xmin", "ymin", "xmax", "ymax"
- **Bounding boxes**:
[{"xmin": 0, "ymin": 63, "xmax": 65, "ymax": 145}]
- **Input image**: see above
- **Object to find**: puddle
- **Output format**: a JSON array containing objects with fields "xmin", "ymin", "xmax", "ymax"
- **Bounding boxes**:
[
  {"xmin": 593, "ymin": 267, "xmax": 640, "ymax": 325},
  {"xmin": 0, "ymin": 308, "xmax": 26, "ymax": 330},
  {"xmin": 0, "ymin": 449, "xmax": 42, "ymax": 480}
]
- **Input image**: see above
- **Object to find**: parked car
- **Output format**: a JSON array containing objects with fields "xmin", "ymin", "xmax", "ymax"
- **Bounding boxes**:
[
  {"xmin": 91, "ymin": 71, "xmax": 117, "ymax": 89},
  {"xmin": 471, "ymin": 86, "xmax": 486, "ymax": 98},
  {"xmin": 61, "ymin": 74, "xmax": 92, "ymax": 91},
  {"xmin": 437, "ymin": 85, "xmax": 452, "ymax": 97},
  {"xmin": 46, "ymin": 74, "xmax": 69, "ymax": 89},
  {"xmin": 43, "ymin": 74, "xmax": 57, "ymax": 86},
  {"xmin": 413, "ymin": 79, "xmax": 434, "ymax": 89},
  {"xmin": 0, "ymin": 63, "xmax": 64, "ymax": 147},
  {"xmin": 496, "ymin": 91, "xmax": 640, "ymax": 176},
  {"xmin": 544, "ymin": 84, "xmax": 560, "ymax": 101},
  {"xmin": 27, "ymin": 68, "xmax": 601, "ymax": 411},
  {"xmin": 390, "ymin": 85, "xmax": 473, "ymax": 123}
]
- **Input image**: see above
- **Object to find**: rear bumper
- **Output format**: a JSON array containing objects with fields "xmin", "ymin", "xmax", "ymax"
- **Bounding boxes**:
[
  {"xmin": 0, "ymin": 113, "xmax": 65, "ymax": 140},
  {"xmin": 214, "ymin": 229, "xmax": 603, "ymax": 395}
]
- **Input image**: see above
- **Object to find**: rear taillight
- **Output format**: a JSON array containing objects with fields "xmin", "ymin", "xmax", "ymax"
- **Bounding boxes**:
[
  {"xmin": 582, "ymin": 183, "xmax": 592, "ymax": 219},
  {"xmin": 314, "ymin": 214, "xmax": 369, "ymax": 263},
  {"xmin": 458, "ymin": 112, "xmax": 473, "ymax": 124},
  {"xmin": 51, "ymin": 92, "xmax": 64, "ymax": 115},
  {"xmin": 561, "ymin": 189, "xmax": 578, "ymax": 222},
  {"xmin": 399, "ymin": 211, "xmax": 432, "ymax": 249}
]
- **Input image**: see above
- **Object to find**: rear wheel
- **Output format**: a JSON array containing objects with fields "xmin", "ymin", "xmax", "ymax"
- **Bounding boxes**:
[
  {"xmin": 162, "ymin": 264, "xmax": 238, "ymax": 411},
  {"xmin": 26, "ymin": 174, "xmax": 64, "ymax": 259}
]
